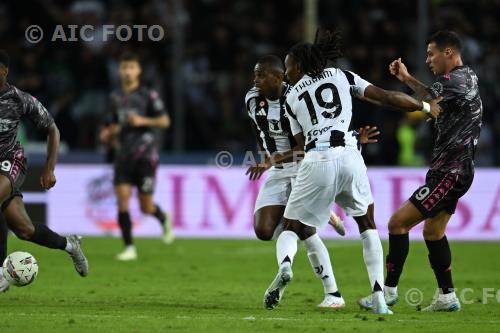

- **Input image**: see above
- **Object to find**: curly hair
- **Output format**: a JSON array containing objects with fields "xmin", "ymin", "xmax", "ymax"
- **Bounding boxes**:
[{"xmin": 288, "ymin": 28, "xmax": 343, "ymax": 78}]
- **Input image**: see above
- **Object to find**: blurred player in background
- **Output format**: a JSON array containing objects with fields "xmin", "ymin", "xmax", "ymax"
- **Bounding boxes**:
[
  {"xmin": 246, "ymin": 55, "xmax": 379, "ymax": 309},
  {"xmin": 276, "ymin": 30, "xmax": 441, "ymax": 314},
  {"xmin": 0, "ymin": 50, "xmax": 88, "ymax": 292},
  {"xmin": 359, "ymin": 31, "xmax": 482, "ymax": 312},
  {"xmin": 100, "ymin": 52, "xmax": 173, "ymax": 261}
]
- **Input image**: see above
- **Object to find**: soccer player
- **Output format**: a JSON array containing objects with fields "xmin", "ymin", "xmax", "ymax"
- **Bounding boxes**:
[
  {"xmin": 246, "ymin": 55, "xmax": 379, "ymax": 309},
  {"xmin": 0, "ymin": 50, "xmax": 88, "ymax": 292},
  {"xmin": 358, "ymin": 31, "xmax": 482, "ymax": 312},
  {"xmin": 100, "ymin": 52, "xmax": 173, "ymax": 261},
  {"xmin": 271, "ymin": 30, "xmax": 442, "ymax": 314}
]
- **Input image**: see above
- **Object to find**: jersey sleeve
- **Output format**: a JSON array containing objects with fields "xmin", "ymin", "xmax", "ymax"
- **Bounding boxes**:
[
  {"xmin": 21, "ymin": 91, "xmax": 54, "ymax": 132},
  {"xmin": 284, "ymin": 98, "xmax": 302, "ymax": 136},
  {"xmin": 245, "ymin": 88, "xmax": 259, "ymax": 125},
  {"xmin": 426, "ymin": 72, "xmax": 464, "ymax": 101},
  {"xmin": 147, "ymin": 89, "xmax": 167, "ymax": 117},
  {"xmin": 107, "ymin": 92, "xmax": 119, "ymax": 125},
  {"xmin": 342, "ymin": 70, "xmax": 372, "ymax": 98}
]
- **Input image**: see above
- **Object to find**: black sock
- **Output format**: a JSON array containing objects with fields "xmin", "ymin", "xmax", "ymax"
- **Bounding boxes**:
[
  {"xmin": 152, "ymin": 205, "xmax": 166, "ymax": 225},
  {"xmin": 385, "ymin": 233, "xmax": 410, "ymax": 287},
  {"xmin": 0, "ymin": 215, "xmax": 8, "ymax": 263},
  {"xmin": 30, "ymin": 223, "xmax": 67, "ymax": 250},
  {"xmin": 425, "ymin": 235, "xmax": 454, "ymax": 294},
  {"xmin": 118, "ymin": 211, "xmax": 133, "ymax": 246}
]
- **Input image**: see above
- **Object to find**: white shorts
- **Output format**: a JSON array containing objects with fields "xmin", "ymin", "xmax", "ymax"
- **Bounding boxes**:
[
  {"xmin": 254, "ymin": 163, "xmax": 299, "ymax": 213},
  {"xmin": 284, "ymin": 147, "xmax": 373, "ymax": 228}
]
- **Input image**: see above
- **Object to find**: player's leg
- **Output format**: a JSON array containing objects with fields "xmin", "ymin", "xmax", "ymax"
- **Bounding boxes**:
[
  {"xmin": 115, "ymin": 183, "xmax": 136, "ymax": 260},
  {"xmin": 254, "ymin": 205, "xmax": 285, "ymax": 241},
  {"xmin": 299, "ymin": 222, "xmax": 344, "ymax": 308},
  {"xmin": 353, "ymin": 204, "xmax": 393, "ymax": 314},
  {"xmin": 421, "ymin": 211, "xmax": 460, "ymax": 311},
  {"xmin": 0, "ymin": 215, "xmax": 9, "ymax": 292},
  {"xmin": 136, "ymin": 157, "xmax": 174, "ymax": 244},
  {"xmin": 138, "ymin": 192, "xmax": 174, "ymax": 244},
  {"xmin": 3, "ymin": 196, "xmax": 88, "ymax": 276}
]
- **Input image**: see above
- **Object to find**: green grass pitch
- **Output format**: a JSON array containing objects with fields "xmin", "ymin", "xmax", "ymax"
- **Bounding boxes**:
[{"xmin": 1, "ymin": 237, "xmax": 499, "ymax": 332}]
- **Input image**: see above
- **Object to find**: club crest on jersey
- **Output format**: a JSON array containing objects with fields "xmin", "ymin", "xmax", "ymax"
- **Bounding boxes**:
[
  {"xmin": 268, "ymin": 119, "xmax": 288, "ymax": 137},
  {"xmin": 431, "ymin": 82, "xmax": 444, "ymax": 95}
]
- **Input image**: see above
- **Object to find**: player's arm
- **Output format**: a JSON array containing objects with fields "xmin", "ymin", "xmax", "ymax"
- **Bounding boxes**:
[
  {"xmin": 43, "ymin": 123, "xmax": 60, "ymax": 189},
  {"xmin": 389, "ymin": 58, "xmax": 432, "ymax": 101},
  {"xmin": 101, "ymin": 93, "xmax": 122, "ymax": 144},
  {"xmin": 22, "ymin": 93, "xmax": 59, "ymax": 189},
  {"xmin": 363, "ymin": 85, "xmax": 442, "ymax": 119},
  {"xmin": 127, "ymin": 113, "xmax": 170, "ymax": 128},
  {"xmin": 245, "ymin": 121, "xmax": 272, "ymax": 181},
  {"xmin": 128, "ymin": 89, "xmax": 170, "ymax": 128},
  {"xmin": 268, "ymin": 101, "xmax": 305, "ymax": 165}
]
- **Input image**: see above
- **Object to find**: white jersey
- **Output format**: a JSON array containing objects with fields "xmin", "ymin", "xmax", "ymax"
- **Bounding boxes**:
[
  {"xmin": 245, "ymin": 85, "xmax": 296, "ymax": 155},
  {"xmin": 285, "ymin": 68, "xmax": 371, "ymax": 150}
]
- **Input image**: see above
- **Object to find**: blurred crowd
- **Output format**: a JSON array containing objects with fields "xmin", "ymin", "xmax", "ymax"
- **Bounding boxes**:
[{"xmin": 0, "ymin": 0, "xmax": 498, "ymax": 165}]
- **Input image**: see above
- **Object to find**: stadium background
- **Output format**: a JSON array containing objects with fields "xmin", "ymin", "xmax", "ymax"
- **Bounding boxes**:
[{"xmin": 0, "ymin": 0, "xmax": 499, "ymax": 238}]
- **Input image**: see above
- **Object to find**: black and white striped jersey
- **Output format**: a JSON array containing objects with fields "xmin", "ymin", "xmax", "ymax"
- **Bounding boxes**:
[{"xmin": 245, "ymin": 84, "xmax": 297, "ymax": 156}]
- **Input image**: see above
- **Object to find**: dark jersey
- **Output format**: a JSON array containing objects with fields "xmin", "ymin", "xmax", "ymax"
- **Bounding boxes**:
[
  {"xmin": 109, "ymin": 86, "xmax": 167, "ymax": 160},
  {"xmin": 426, "ymin": 66, "xmax": 482, "ymax": 174},
  {"xmin": 0, "ymin": 84, "xmax": 54, "ymax": 159}
]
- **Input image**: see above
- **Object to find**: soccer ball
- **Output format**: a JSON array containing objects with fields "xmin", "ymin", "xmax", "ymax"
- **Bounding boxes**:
[{"xmin": 2, "ymin": 251, "xmax": 38, "ymax": 286}]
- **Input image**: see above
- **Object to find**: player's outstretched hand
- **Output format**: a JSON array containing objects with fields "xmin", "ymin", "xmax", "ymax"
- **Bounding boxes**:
[
  {"xmin": 389, "ymin": 57, "xmax": 409, "ymax": 82},
  {"xmin": 428, "ymin": 96, "xmax": 443, "ymax": 120},
  {"xmin": 245, "ymin": 162, "xmax": 270, "ymax": 181},
  {"xmin": 40, "ymin": 166, "xmax": 56, "ymax": 190},
  {"xmin": 358, "ymin": 126, "xmax": 380, "ymax": 144}
]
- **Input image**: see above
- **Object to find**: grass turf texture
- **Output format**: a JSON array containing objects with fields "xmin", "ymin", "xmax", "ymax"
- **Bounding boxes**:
[{"xmin": 1, "ymin": 237, "xmax": 499, "ymax": 332}]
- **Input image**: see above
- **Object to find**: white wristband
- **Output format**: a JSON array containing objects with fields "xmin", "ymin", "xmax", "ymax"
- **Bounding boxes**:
[{"xmin": 421, "ymin": 101, "xmax": 430, "ymax": 113}]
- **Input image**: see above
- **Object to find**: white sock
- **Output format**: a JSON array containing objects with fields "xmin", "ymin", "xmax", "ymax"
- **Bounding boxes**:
[
  {"xmin": 384, "ymin": 285, "xmax": 398, "ymax": 295},
  {"xmin": 65, "ymin": 238, "xmax": 73, "ymax": 253},
  {"xmin": 126, "ymin": 245, "xmax": 136, "ymax": 251},
  {"xmin": 271, "ymin": 222, "xmax": 284, "ymax": 241},
  {"xmin": 276, "ymin": 230, "xmax": 298, "ymax": 268},
  {"xmin": 439, "ymin": 291, "xmax": 457, "ymax": 302},
  {"xmin": 303, "ymin": 233, "xmax": 339, "ymax": 294},
  {"xmin": 360, "ymin": 229, "xmax": 384, "ymax": 293}
]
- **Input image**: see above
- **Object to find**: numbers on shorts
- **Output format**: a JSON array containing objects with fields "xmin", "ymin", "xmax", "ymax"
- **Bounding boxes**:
[
  {"xmin": 0, "ymin": 160, "xmax": 12, "ymax": 172},
  {"xmin": 415, "ymin": 186, "xmax": 430, "ymax": 201},
  {"xmin": 297, "ymin": 83, "xmax": 343, "ymax": 126}
]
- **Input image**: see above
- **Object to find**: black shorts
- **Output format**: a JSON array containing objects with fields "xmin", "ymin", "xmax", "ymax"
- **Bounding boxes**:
[
  {"xmin": 409, "ymin": 170, "xmax": 473, "ymax": 218},
  {"xmin": 113, "ymin": 156, "xmax": 157, "ymax": 194},
  {"xmin": 0, "ymin": 146, "xmax": 27, "ymax": 210}
]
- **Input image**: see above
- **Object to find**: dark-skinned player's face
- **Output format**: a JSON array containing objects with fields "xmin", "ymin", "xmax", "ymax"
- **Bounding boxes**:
[
  {"xmin": 119, "ymin": 60, "xmax": 141, "ymax": 85},
  {"xmin": 284, "ymin": 54, "xmax": 302, "ymax": 85},
  {"xmin": 253, "ymin": 63, "xmax": 282, "ymax": 97},
  {"xmin": 426, "ymin": 42, "xmax": 453, "ymax": 76}
]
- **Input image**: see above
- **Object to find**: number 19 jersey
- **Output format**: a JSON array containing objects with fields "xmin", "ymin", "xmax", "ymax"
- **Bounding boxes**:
[{"xmin": 285, "ymin": 68, "xmax": 371, "ymax": 149}]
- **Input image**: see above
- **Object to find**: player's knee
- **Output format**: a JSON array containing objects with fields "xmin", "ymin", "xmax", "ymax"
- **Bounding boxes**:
[
  {"xmin": 254, "ymin": 218, "xmax": 275, "ymax": 241},
  {"xmin": 299, "ymin": 226, "xmax": 316, "ymax": 240},
  {"xmin": 139, "ymin": 203, "xmax": 154, "ymax": 215},
  {"xmin": 388, "ymin": 214, "xmax": 405, "ymax": 234},
  {"xmin": 422, "ymin": 226, "xmax": 443, "ymax": 241}
]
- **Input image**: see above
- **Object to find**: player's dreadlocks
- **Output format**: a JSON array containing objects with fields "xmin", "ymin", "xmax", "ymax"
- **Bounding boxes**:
[{"xmin": 288, "ymin": 29, "xmax": 343, "ymax": 78}]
